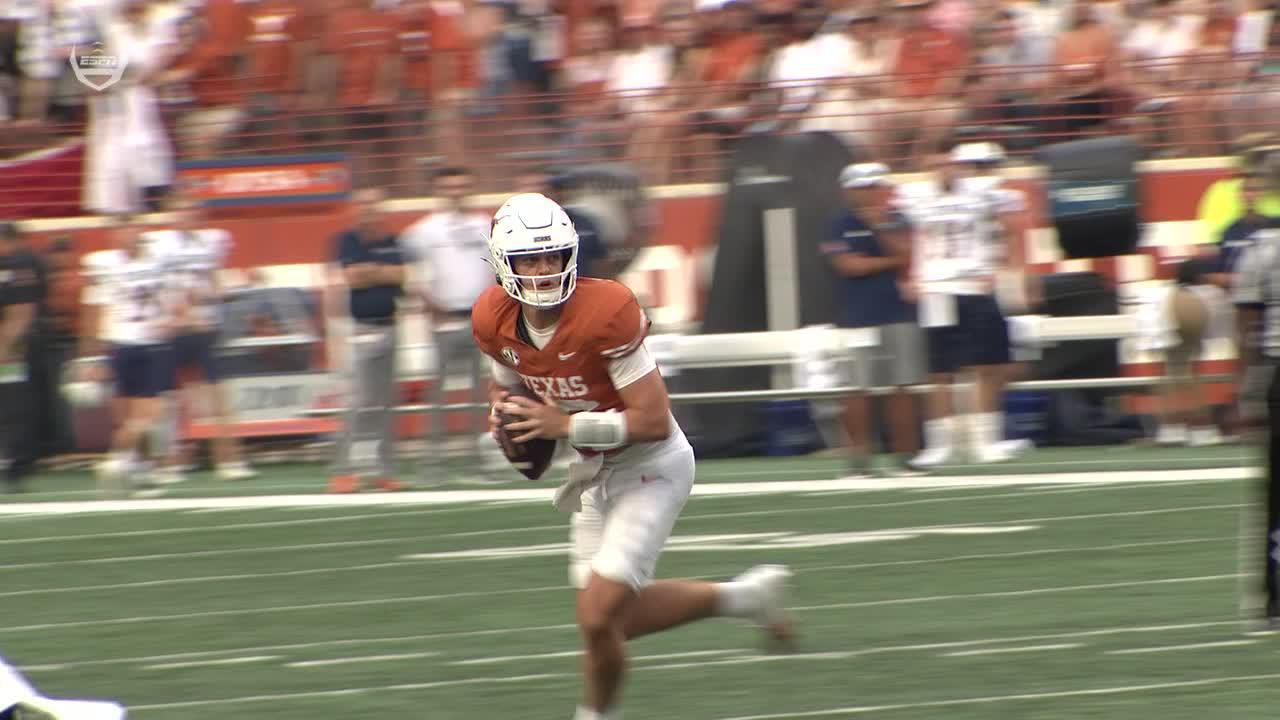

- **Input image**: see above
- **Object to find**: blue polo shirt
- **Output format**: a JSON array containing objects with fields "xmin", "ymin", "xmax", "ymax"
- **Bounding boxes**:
[
  {"xmin": 821, "ymin": 211, "xmax": 915, "ymax": 329},
  {"xmin": 335, "ymin": 230, "xmax": 404, "ymax": 323},
  {"xmin": 1216, "ymin": 215, "xmax": 1278, "ymax": 275}
]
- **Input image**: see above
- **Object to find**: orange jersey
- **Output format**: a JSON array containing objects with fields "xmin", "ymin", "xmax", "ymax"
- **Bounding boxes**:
[{"xmin": 471, "ymin": 278, "xmax": 649, "ymax": 414}]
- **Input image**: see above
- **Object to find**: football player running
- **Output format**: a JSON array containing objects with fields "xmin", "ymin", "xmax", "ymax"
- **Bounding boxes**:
[
  {"xmin": 896, "ymin": 142, "xmax": 1030, "ymax": 469},
  {"xmin": 472, "ymin": 194, "xmax": 793, "ymax": 720},
  {"xmin": 143, "ymin": 196, "xmax": 256, "ymax": 481},
  {"xmin": 79, "ymin": 215, "xmax": 185, "ymax": 497}
]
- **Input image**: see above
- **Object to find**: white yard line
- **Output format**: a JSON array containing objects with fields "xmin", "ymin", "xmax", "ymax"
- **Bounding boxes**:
[
  {"xmin": 125, "ymin": 667, "xmax": 1280, "ymax": 713},
  {"xmin": 798, "ymin": 536, "xmax": 1229, "ymax": 575},
  {"xmin": 0, "ymin": 536, "xmax": 1230, "ymax": 599},
  {"xmin": 943, "ymin": 643, "xmax": 1083, "ymax": 657},
  {"xmin": 20, "ymin": 618, "xmax": 1241, "ymax": 675},
  {"xmin": 0, "ymin": 477, "xmax": 1231, "ymax": 547},
  {"xmin": 128, "ymin": 674, "xmax": 578, "ymax": 711},
  {"xmin": 1106, "ymin": 640, "xmax": 1259, "ymax": 655},
  {"xmin": 789, "ymin": 574, "xmax": 1241, "ymax": 613},
  {"xmin": 4, "ymin": 573, "xmax": 1240, "ymax": 637},
  {"xmin": 452, "ymin": 648, "xmax": 743, "ymax": 666},
  {"xmin": 0, "ymin": 499, "xmax": 1243, "ymax": 572},
  {"xmin": 143, "ymin": 656, "xmax": 280, "ymax": 671},
  {"xmin": 0, "ymin": 585, "xmax": 566, "ymax": 634},
  {"xmin": 0, "ymin": 467, "xmax": 1253, "ymax": 517},
  {"xmin": 286, "ymin": 652, "xmax": 438, "ymax": 668},
  {"xmin": 713, "ymin": 673, "xmax": 1280, "ymax": 720}
]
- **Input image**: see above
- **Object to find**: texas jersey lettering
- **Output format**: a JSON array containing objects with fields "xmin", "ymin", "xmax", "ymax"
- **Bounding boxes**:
[{"xmin": 472, "ymin": 278, "xmax": 649, "ymax": 418}]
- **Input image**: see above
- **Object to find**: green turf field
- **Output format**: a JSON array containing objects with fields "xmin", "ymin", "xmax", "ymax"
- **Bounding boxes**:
[{"xmin": 2, "ymin": 446, "xmax": 1275, "ymax": 719}]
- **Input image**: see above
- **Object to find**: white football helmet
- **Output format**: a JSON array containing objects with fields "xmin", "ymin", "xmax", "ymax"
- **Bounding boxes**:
[{"xmin": 487, "ymin": 193, "xmax": 579, "ymax": 308}]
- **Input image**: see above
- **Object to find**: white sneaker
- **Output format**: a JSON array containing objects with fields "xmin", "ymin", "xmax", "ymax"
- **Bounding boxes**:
[
  {"xmin": 216, "ymin": 462, "xmax": 258, "ymax": 481},
  {"xmin": 152, "ymin": 468, "xmax": 186, "ymax": 486},
  {"xmin": 95, "ymin": 459, "xmax": 127, "ymax": 499},
  {"xmin": 975, "ymin": 438, "xmax": 1032, "ymax": 464},
  {"xmin": 974, "ymin": 443, "xmax": 1016, "ymax": 464},
  {"xmin": 738, "ymin": 564, "xmax": 795, "ymax": 651},
  {"xmin": 998, "ymin": 438, "xmax": 1034, "ymax": 457},
  {"xmin": 907, "ymin": 446, "xmax": 951, "ymax": 471},
  {"xmin": 1155, "ymin": 424, "xmax": 1188, "ymax": 446},
  {"xmin": 1188, "ymin": 426, "xmax": 1223, "ymax": 447}
]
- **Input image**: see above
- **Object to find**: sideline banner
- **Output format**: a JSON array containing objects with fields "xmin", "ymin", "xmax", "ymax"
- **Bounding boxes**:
[{"xmin": 176, "ymin": 153, "xmax": 350, "ymax": 207}]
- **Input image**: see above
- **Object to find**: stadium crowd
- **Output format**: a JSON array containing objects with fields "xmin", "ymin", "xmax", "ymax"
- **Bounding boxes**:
[{"xmin": 0, "ymin": 0, "xmax": 1278, "ymax": 203}]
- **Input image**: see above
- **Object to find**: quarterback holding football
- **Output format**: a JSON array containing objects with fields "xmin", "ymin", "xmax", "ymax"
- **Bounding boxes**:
[{"xmin": 472, "ymin": 193, "xmax": 794, "ymax": 720}]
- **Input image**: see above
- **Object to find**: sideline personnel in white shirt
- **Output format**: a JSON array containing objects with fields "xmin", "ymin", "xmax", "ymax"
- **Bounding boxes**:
[{"xmin": 401, "ymin": 167, "xmax": 495, "ymax": 481}]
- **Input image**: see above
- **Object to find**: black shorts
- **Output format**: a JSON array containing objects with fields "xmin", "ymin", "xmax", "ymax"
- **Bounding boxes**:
[
  {"xmin": 110, "ymin": 343, "xmax": 176, "ymax": 398},
  {"xmin": 174, "ymin": 331, "xmax": 222, "ymax": 382},
  {"xmin": 926, "ymin": 294, "xmax": 1012, "ymax": 374}
]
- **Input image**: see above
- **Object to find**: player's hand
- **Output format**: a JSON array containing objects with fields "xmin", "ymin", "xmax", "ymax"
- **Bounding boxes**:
[
  {"xmin": 898, "ymin": 279, "xmax": 918, "ymax": 302},
  {"xmin": 502, "ymin": 394, "xmax": 570, "ymax": 443},
  {"xmin": 488, "ymin": 390, "xmax": 509, "ymax": 439}
]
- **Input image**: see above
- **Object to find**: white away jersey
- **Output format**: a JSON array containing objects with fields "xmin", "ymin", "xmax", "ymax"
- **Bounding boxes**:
[
  {"xmin": 143, "ymin": 228, "xmax": 230, "ymax": 329},
  {"xmin": 894, "ymin": 176, "xmax": 1024, "ymax": 295},
  {"xmin": 82, "ymin": 249, "xmax": 178, "ymax": 345}
]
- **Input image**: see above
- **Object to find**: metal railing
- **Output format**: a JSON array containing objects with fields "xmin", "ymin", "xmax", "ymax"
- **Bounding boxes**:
[{"xmin": 300, "ymin": 315, "xmax": 1219, "ymax": 416}]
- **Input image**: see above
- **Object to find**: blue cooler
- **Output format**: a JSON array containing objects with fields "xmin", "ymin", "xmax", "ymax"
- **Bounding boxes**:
[
  {"xmin": 1004, "ymin": 391, "xmax": 1049, "ymax": 445},
  {"xmin": 763, "ymin": 401, "xmax": 824, "ymax": 456}
]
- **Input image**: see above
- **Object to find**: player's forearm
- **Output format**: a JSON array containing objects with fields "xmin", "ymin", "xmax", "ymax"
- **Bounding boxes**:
[
  {"xmin": 0, "ymin": 303, "xmax": 33, "ymax": 357},
  {"xmin": 342, "ymin": 264, "xmax": 376, "ymax": 288},
  {"xmin": 380, "ymin": 264, "xmax": 405, "ymax": 286},
  {"xmin": 1002, "ymin": 216, "xmax": 1026, "ymax": 269},
  {"xmin": 79, "ymin": 305, "xmax": 105, "ymax": 357},
  {"xmin": 621, "ymin": 407, "xmax": 671, "ymax": 442},
  {"xmin": 832, "ymin": 254, "xmax": 902, "ymax": 277},
  {"xmin": 1204, "ymin": 272, "xmax": 1233, "ymax": 290}
]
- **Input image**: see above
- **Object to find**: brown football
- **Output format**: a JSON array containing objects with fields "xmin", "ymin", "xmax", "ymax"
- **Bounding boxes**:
[{"xmin": 494, "ymin": 384, "xmax": 557, "ymax": 481}]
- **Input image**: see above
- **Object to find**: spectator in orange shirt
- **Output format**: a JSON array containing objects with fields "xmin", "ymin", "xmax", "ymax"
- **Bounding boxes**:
[
  {"xmin": 321, "ymin": 0, "xmax": 400, "ymax": 189},
  {"xmin": 627, "ymin": 4, "xmax": 708, "ymax": 184},
  {"xmin": 242, "ymin": 0, "xmax": 317, "ymax": 151},
  {"xmin": 159, "ymin": 0, "xmax": 251, "ymax": 159},
  {"xmin": 560, "ymin": 15, "xmax": 626, "ymax": 163},
  {"xmin": 1047, "ymin": 0, "xmax": 1123, "ymax": 137},
  {"xmin": 395, "ymin": 0, "xmax": 433, "ymax": 102},
  {"xmin": 392, "ymin": 0, "xmax": 434, "ymax": 192},
  {"xmin": 691, "ymin": 0, "xmax": 763, "ymax": 145},
  {"xmin": 428, "ymin": 0, "xmax": 480, "ymax": 168},
  {"xmin": 1194, "ymin": 0, "xmax": 1243, "ymax": 153},
  {"xmin": 886, "ymin": 0, "xmax": 969, "ymax": 168}
]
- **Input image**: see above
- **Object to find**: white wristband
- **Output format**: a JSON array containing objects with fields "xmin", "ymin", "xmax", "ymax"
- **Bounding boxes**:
[{"xmin": 568, "ymin": 411, "xmax": 628, "ymax": 450}]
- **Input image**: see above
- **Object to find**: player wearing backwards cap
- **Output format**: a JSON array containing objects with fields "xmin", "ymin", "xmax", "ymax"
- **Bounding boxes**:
[
  {"xmin": 892, "ymin": 142, "xmax": 1031, "ymax": 469},
  {"xmin": 471, "ymin": 193, "xmax": 793, "ymax": 720},
  {"xmin": 823, "ymin": 162, "xmax": 926, "ymax": 476}
]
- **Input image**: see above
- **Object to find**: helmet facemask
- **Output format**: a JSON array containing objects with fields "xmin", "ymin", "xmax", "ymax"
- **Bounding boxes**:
[{"xmin": 498, "ymin": 246, "xmax": 578, "ymax": 309}]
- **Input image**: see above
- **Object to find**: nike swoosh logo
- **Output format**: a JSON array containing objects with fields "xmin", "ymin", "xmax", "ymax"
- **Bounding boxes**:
[{"xmin": 558, "ymin": 352, "xmax": 577, "ymax": 360}]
